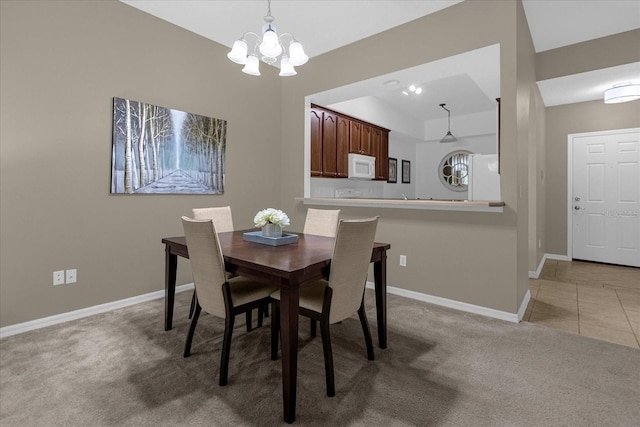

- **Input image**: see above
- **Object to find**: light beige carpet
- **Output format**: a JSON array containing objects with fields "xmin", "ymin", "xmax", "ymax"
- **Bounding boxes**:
[{"xmin": 1, "ymin": 290, "xmax": 639, "ymax": 426}]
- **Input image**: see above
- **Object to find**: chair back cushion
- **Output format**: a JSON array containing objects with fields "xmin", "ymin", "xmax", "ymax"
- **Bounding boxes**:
[
  {"xmin": 181, "ymin": 216, "xmax": 227, "ymax": 318},
  {"xmin": 303, "ymin": 208, "xmax": 340, "ymax": 237},
  {"xmin": 191, "ymin": 206, "xmax": 234, "ymax": 233},
  {"xmin": 327, "ymin": 217, "xmax": 378, "ymax": 323}
]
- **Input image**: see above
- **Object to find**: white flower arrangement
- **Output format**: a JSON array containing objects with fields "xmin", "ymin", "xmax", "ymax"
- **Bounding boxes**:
[{"xmin": 254, "ymin": 208, "xmax": 291, "ymax": 228}]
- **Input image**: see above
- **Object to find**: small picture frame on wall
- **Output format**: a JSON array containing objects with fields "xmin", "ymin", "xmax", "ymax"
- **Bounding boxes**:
[
  {"xmin": 388, "ymin": 157, "xmax": 397, "ymax": 183},
  {"xmin": 402, "ymin": 160, "xmax": 411, "ymax": 184}
]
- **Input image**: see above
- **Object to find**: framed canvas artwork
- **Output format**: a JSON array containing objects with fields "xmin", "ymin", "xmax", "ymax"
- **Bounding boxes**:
[
  {"xmin": 111, "ymin": 97, "xmax": 227, "ymax": 194},
  {"xmin": 402, "ymin": 160, "xmax": 411, "ymax": 184},
  {"xmin": 388, "ymin": 157, "xmax": 397, "ymax": 183}
]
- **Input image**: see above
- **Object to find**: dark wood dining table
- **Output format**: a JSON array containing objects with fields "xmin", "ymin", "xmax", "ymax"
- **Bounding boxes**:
[{"xmin": 161, "ymin": 231, "xmax": 390, "ymax": 423}]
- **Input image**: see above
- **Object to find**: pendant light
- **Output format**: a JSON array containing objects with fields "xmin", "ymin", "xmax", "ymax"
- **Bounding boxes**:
[{"xmin": 439, "ymin": 103, "xmax": 458, "ymax": 143}]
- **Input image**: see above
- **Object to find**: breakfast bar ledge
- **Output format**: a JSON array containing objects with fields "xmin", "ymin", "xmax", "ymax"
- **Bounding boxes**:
[{"xmin": 297, "ymin": 197, "xmax": 505, "ymax": 212}]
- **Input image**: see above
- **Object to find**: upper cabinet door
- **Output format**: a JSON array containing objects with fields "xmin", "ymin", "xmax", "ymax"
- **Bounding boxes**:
[
  {"xmin": 375, "ymin": 129, "xmax": 389, "ymax": 180},
  {"xmin": 310, "ymin": 108, "xmax": 323, "ymax": 176},
  {"xmin": 349, "ymin": 120, "xmax": 362, "ymax": 154},
  {"xmin": 336, "ymin": 116, "xmax": 350, "ymax": 177},
  {"xmin": 361, "ymin": 124, "xmax": 372, "ymax": 156},
  {"xmin": 322, "ymin": 111, "xmax": 338, "ymax": 177}
]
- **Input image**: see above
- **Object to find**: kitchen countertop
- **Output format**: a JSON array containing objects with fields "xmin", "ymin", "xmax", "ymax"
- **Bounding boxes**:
[{"xmin": 297, "ymin": 197, "xmax": 505, "ymax": 212}]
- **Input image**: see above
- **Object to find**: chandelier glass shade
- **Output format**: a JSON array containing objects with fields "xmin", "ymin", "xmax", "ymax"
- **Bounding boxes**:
[
  {"xmin": 439, "ymin": 103, "xmax": 458, "ymax": 143},
  {"xmin": 604, "ymin": 83, "xmax": 640, "ymax": 104},
  {"xmin": 227, "ymin": 0, "xmax": 308, "ymax": 77}
]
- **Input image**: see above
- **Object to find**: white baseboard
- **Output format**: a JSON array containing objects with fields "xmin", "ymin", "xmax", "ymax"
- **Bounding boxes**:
[
  {"xmin": 517, "ymin": 290, "xmax": 531, "ymax": 321},
  {"xmin": 529, "ymin": 254, "xmax": 548, "ymax": 279},
  {"xmin": 366, "ymin": 282, "xmax": 521, "ymax": 323},
  {"xmin": 528, "ymin": 253, "xmax": 572, "ymax": 278},
  {"xmin": 3, "ymin": 279, "xmax": 531, "ymax": 339},
  {"xmin": 546, "ymin": 253, "xmax": 571, "ymax": 261},
  {"xmin": 0, "ymin": 283, "xmax": 195, "ymax": 339}
]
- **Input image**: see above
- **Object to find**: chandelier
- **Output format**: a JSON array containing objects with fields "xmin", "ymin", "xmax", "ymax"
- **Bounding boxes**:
[{"xmin": 226, "ymin": 0, "xmax": 309, "ymax": 77}]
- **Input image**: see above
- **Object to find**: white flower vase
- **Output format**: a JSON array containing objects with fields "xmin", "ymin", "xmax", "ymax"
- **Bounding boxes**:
[{"xmin": 262, "ymin": 223, "xmax": 283, "ymax": 238}]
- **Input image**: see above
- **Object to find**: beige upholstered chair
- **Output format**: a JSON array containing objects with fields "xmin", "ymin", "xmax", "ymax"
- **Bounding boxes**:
[
  {"xmin": 270, "ymin": 217, "xmax": 378, "ymax": 397},
  {"xmin": 192, "ymin": 206, "xmax": 234, "ymax": 232},
  {"xmin": 181, "ymin": 216, "xmax": 277, "ymax": 386},
  {"xmin": 303, "ymin": 208, "xmax": 340, "ymax": 237},
  {"xmin": 303, "ymin": 208, "xmax": 341, "ymax": 337},
  {"xmin": 189, "ymin": 206, "xmax": 256, "ymax": 323}
]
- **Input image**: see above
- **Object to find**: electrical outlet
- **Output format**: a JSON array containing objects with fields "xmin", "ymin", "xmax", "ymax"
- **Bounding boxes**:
[
  {"xmin": 66, "ymin": 269, "xmax": 77, "ymax": 284},
  {"xmin": 399, "ymin": 255, "xmax": 407, "ymax": 267},
  {"xmin": 53, "ymin": 270, "xmax": 65, "ymax": 286}
]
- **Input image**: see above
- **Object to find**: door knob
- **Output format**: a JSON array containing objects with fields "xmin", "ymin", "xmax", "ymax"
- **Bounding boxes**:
[
  {"xmin": 574, "ymin": 205, "xmax": 582, "ymax": 210},
  {"xmin": 574, "ymin": 197, "xmax": 581, "ymax": 201}
]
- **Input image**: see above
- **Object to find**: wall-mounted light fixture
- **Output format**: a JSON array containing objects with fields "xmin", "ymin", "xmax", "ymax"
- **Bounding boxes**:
[
  {"xmin": 439, "ymin": 103, "xmax": 458, "ymax": 143},
  {"xmin": 227, "ymin": 0, "xmax": 308, "ymax": 77},
  {"xmin": 604, "ymin": 82, "xmax": 640, "ymax": 104}
]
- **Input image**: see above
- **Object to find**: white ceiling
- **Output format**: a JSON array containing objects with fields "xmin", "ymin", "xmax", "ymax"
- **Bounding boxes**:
[
  {"xmin": 120, "ymin": 1, "xmax": 465, "ymax": 59},
  {"xmin": 121, "ymin": 0, "xmax": 640, "ymax": 112}
]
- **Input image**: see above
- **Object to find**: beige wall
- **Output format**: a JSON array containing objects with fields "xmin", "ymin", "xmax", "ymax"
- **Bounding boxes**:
[
  {"xmin": 515, "ymin": 0, "xmax": 539, "ymax": 303},
  {"xmin": 279, "ymin": 0, "xmax": 530, "ymax": 315},
  {"xmin": 534, "ymin": 91, "xmax": 546, "ymax": 267},
  {"xmin": 545, "ymin": 100, "xmax": 640, "ymax": 255},
  {"xmin": 0, "ymin": 0, "xmax": 283, "ymax": 326},
  {"xmin": 536, "ymin": 29, "xmax": 640, "ymax": 81},
  {"xmin": 540, "ymin": 30, "xmax": 640, "ymax": 256},
  {"xmin": 1, "ymin": 0, "xmax": 539, "ymax": 328}
]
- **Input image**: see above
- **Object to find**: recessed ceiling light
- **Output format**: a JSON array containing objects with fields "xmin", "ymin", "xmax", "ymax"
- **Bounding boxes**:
[
  {"xmin": 384, "ymin": 79, "xmax": 400, "ymax": 86},
  {"xmin": 409, "ymin": 85, "xmax": 416, "ymax": 92},
  {"xmin": 415, "ymin": 87, "xmax": 423, "ymax": 95},
  {"xmin": 402, "ymin": 91, "xmax": 409, "ymax": 96}
]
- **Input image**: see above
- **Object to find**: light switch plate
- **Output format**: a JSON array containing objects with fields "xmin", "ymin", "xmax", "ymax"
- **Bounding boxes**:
[{"xmin": 65, "ymin": 269, "xmax": 77, "ymax": 284}]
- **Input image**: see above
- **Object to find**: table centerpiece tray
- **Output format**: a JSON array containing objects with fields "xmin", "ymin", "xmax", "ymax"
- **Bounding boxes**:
[{"xmin": 242, "ymin": 231, "xmax": 299, "ymax": 246}]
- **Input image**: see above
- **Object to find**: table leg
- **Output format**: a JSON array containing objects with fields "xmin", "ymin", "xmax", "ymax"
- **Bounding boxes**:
[
  {"xmin": 280, "ymin": 286, "xmax": 299, "ymax": 423},
  {"xmin": 165, "ymin": 247, "xmax": 178, "ymax": 331},
  {"xmin": 373, "ymin": 252, "xmax": 387, "ymax": 349}
]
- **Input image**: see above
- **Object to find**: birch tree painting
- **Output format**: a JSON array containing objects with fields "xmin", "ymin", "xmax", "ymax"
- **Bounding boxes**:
[{"xmin": 111, "ymin": 97, "xmax": 226, "ymax": 194}]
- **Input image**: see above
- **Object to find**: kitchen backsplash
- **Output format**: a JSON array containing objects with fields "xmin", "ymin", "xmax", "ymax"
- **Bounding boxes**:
[{"xmin": 310, "ymin": 178, "xmax": 384, "ymax": 198}]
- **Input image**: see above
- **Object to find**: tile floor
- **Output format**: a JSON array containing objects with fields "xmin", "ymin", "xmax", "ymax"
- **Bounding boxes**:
[{"xmin": 525, "ymin": 259, "xmax": 640, "ymax": 349}]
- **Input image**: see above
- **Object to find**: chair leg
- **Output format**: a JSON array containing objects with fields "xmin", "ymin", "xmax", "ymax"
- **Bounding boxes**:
[
  {"xmin": 271, "ymin": 302, "xmax": 280, "ymax": 361},
  {"xmin": 184, "ymin": 303, "xmax": 201, "ymax": 357},
  {"xmin": 245, "ymin": 310, "xmax": 253, "ymax": 332},
  {"xmin": 319, "ymin": 318, "xmax": 335, "ymax": 397},
  {"xmin": 220, "ymin": 315, "xmax": 235, "ymax": 386},
  {"xmin": 257, "ymin": 305, "xmax": 264, "ymax": 328},
  {"xmin": 357, "ymin": 301, "xmax": 374, "ymax": 361},
  {"xmin": 188, "ymin": 290, "xmax": 196, "ymax": 319},
  {"xmin": 310, "ymin": 319, "xmax": 317, "ymax": 337}
]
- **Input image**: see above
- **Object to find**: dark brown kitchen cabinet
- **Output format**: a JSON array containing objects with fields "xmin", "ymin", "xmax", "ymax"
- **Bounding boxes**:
[
  {"xmin": 310, "ymin": 103, "xmax": 389, "ymax": 179},
  {"xmin": 374, "ymin": 128, "xmax": 389, "ymax": 180},
  {"xmin": 310, "ymin": 108, "xmax": 323, "ymax": 177},
  {"xmin": 310, "ymin": 107, "xmax": 346, "ymax": 178},
  {"xmin": 349, "ymin": 121, "xmax": 373, "ymax": 156},
  {"xmin": 349, "ymin": 121, "xmax": 362, "ymax": 154},
  {"xmin": 360, "ymin": 124, "xmax": 372, "ymax": 156},
  {"xmin": 322, "ymin": 111, "xmax": 338, "ymax": 177},
  {"xmin": 336, "ymin": 116, "xmax": 349, "ymax": 177}
]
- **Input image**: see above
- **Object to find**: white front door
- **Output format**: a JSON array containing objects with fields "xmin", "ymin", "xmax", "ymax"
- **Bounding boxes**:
[{"xmin": 571, "ymin": 128, "xmax": 640, "ymax": 267}]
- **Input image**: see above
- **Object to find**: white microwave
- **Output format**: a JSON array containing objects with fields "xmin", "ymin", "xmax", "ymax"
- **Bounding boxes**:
[{"xmin": 348, "ymin": 153, "xmax": 376, "ymax": 179}]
